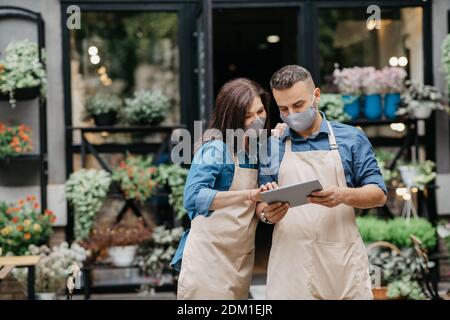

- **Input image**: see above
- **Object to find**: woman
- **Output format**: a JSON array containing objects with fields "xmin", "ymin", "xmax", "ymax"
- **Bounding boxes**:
[{"xmin": 171, "ymin": 78, "xmax": 275, "ymax": 299}]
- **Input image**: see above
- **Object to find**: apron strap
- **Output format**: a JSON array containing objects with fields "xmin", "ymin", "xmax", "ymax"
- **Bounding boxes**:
[
  {"xmin": 326, "ymin": 121, "xmax": 339, "ymax": 150},
  {"xmin": 285, "ymin": 138, "xmax": 292, "ymax": 153}
]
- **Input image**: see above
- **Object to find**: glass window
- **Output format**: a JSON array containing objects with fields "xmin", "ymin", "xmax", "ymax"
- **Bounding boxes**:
[
  {"xmin": 319, "ymin": 7, "xmax": 423, "ymax": 89},
  {"xmin": 69, "ymin": 11, "xmax": 180, "ymax": 132}
]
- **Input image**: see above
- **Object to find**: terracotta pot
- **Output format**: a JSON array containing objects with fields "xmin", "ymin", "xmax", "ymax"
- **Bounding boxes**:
[{"xmin": 372, "ymin": 287, "xmax": 388, "ymax": 300}]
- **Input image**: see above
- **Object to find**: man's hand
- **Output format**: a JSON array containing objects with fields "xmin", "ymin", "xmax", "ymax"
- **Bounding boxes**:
[
  {"xmin": 307, "ymin": 185, "xmax": 346, "ymax": 208},
  {"xmin": 262, "ymin": 202, "xmax": 290, "ymax": 223},
  {"xmin": 257, "ymin": 181, "xmax": 290, "ymax": 223}
]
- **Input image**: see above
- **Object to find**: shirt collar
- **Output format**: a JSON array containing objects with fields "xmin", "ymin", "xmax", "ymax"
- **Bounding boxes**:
[{"xmin": 283, "ymin": 111, "xmax": 330, "ymax": 142}]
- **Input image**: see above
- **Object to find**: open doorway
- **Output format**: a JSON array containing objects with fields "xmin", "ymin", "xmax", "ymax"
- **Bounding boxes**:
[
  {"xmin": 213, "ymin": 7, "xmax": 299, "ymax": 279},
  {"xmin": 213, "ymin": 7, "xmax": 299, "ymax": 127}
]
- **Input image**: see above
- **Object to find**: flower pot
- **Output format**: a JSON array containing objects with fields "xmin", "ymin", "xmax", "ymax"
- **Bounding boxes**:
[
  {"xmin": 372, "ymin": 287, "xmax": 388, "ymax": 300},
  {"xmin": 384, "ymin": 93, "xmax": 401, "ymax": 119},
  {"xmin": 108, "ymin": 245, "xmax": 137, "ymax": 267},
  {"xmin": 93, "ymin": 111, "xmax": 117, "ymax": 126},
  {"xmin": 412, "ymin": 103, "xmax": 433, "ymax": 119},
  {"xmin": 0, "ymin": 86, "xmax": 40, "ymax": 101},
  {"xmin": 342, "ymin": 94, "xmax": 360, "ymax": 120},
  {"xmin": 35, "ymin": 292, "xmax": 57, "ymax": 300},
  {"xmin": 364, "ymin": 94, "xmax": 383, "ymax": 120}
]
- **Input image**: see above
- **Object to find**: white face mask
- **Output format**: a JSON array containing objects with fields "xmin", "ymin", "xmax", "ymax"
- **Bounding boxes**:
[
  {"xmin": 245, "ymin": 116, "xmax": 266, "ymax": 138},
  {"xmin": 280, "ymin": 95, "xmax": 317, "ymax": 132}
]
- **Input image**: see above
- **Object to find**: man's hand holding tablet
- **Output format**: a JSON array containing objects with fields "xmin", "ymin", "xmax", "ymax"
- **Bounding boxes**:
[{"xmin": 256, "ymin": 182, "xmax": 290, "ymax": 224}]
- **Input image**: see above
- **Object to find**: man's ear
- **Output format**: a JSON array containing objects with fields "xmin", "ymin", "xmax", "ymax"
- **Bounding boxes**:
[{"xmin": 313, "ymin": 87, "xmax": 321, "ymax": 106}]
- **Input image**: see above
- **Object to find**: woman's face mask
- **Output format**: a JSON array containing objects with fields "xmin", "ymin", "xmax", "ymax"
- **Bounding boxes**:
[
  {"xmin": 245, "ymin": 116, "xmax": 266, "ymax": 138},
  {"xmin": 280, "ymin": 95, "xmax": 317, "ymax": 132}
]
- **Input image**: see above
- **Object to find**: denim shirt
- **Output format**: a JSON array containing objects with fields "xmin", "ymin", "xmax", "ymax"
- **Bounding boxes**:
[
  {"xmin": 171, "ymin": 140, "xmax": 258, "ymax": 271},
  {"xmin": 259, "ymin": 112, "xmax": 387, "ymax": 194}
]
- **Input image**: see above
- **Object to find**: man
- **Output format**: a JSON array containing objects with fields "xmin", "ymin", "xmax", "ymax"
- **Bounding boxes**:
[{"xmin": 258, "ymin": 65, "xmax": 387, "ymax": 300}]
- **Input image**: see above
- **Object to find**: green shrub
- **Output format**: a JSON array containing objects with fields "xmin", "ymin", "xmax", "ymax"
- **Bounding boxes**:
[
  {"xmin": 387, "ymin": 217, "xmax": 436, "ymax": 249},
  {"xmin": 356, "ymin": 216, "xmax": 390, "ymax": 243}
]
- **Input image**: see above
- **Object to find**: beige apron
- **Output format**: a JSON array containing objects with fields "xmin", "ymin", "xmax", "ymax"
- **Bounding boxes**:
[
  {"xmin": 266, "ymin": 121, "xmax": 373, "ymax": 300},
  {"xmin": 177, "ymin": 153, "xmax": 258, "ymax": 300}
]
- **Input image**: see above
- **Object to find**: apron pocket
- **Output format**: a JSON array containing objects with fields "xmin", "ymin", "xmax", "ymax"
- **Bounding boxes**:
[{"xmin": 307, "ymin": 240, "xmax": 361, "ymax": 300}]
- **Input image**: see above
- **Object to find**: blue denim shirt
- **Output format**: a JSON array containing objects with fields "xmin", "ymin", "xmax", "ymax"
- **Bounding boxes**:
[
  {"xmin": 171, "ymin": 140, "xmax": 258, "ymax": 271},
  {"xmin": 259, "ymin": 112, "xmax": 387, "ymax": 194}
]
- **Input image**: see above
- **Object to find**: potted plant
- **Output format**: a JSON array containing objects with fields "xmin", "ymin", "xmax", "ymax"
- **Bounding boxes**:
[
  {"xmin": 112, "ymin": 154, "xmax": 158, "ymax": 203},
  {"xmin": 122, "ymin": 90, "xmax": 169, "ymax": 125},
  {"xmin": 0, "ymin": 196, "xmax": 55, "ymax": 256},
  {"xmin": 155, "ymin": 164, "xmax": 189, "ymax": 220},
  {"xmin": 0, "ymin": 39, "xmax": 47, "ymax": 108},
  {"xmin": 333, "ymin": 67, "xmax": 362, "ymax": 120},
  {"xmin": 398, "ymin": 81, "xmax": 445, "ymax": 119},
  {"xmin": 368, "ymin": 246, "xmax": 426, "ymax": 300},
  {"xmin": 136, "ymin": 225, "xmax": 184, "ymax": 290},
  {"xmin": 361, "ymin": 67, "xmax": 384, "ymax": 120},
  {"xmin": 437, "ymin": 220, "xmax": 450, "ymax": 256},
  {"xmin": 381, "ymin": 67, "xmax": 407, "ymax": 119},
  {"xmin": 84, "ymin": 93, "xmax": 122, "ymax": 126},
  {"xmin": 318, "ymin": 93, "xmax": 351, "ymax": 122},
  {"xmin": 387, "ymin": 217, "xmax": 437, "ymax": 250},
  {"xmin": 0, "ymin": 123, "xmax": 32, "ymax": 162},
  {"xmin": 83, "ymin": 218, "xmax": 152, "ymax": 267},
  {"xmin": 12, "ymin": 242, "xmax": 88, "ymax": 299},
  {"xmin": 65, "ymin": 169, "xmax": 112, "ymax": 241},
  {"xmin": 441, "ymin": 34, "xmax": 450, "ymax": 96}
]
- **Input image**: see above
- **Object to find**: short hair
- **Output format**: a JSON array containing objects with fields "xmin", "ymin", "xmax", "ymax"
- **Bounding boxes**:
[{"xmin": 270, "ymin": 65, "xmax": 315, "ymax": 90}]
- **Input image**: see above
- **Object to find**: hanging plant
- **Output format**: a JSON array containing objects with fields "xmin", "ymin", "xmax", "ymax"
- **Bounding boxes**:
[
  {"xmin": 441, "ymin": 34, "xmax": 450, "ymax": 96},
  {"xmin": 0, "ymin": 39, "xmax": 47, "ymax": 107},
  {"xmin": 65, "ymin": 169, "xmax": 111, "ymax": 241},
  {"xmin": 0, "ymin": 122, "xmax": 32, "ymax": 160}
]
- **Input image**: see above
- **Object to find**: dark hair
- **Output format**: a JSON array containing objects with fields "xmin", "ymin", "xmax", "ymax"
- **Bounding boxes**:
[
  {"xmin": 270, "ymin": 65, "xmax": 315, "ymax": 90},
  {"xmin": 206, "ymin": 78, "xmax": 271, "ymax": 140}
]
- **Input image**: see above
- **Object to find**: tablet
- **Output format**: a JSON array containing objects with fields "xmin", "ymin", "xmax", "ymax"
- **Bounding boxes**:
[{"xmin": 260, "ymin": 180, "xmax": 323, "ymax": 208}]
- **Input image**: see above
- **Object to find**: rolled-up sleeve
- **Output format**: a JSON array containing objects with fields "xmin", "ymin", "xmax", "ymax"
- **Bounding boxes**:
[
  {"xmin": 352, "ymin": 130, "xmax": 387, "ymax": 194},
  {"xmin": 183, "ymin": 141, "xmax": 226, "ymax": 220}
]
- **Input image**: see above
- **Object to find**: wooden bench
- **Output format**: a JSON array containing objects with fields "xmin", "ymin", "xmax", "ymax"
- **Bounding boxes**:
[{"xmin": 0, "ymin": 256, "xmax": 41, "ymax": 300}]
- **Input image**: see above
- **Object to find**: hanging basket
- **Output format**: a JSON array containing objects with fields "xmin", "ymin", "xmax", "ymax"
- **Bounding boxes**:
[{"xmin": 0, "ymin": 86, "xmax": 40, "ymax": 102}]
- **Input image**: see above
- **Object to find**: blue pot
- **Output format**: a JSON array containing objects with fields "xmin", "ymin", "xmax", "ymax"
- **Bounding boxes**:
[
  {"xmin": 342, "ymin": 95, "xmax": 360, "ymax": 120},
  {"xmin": 364, "ymin": 94, "xmax": 382, "ymax": 120},
  {"xmin": 384, "ymin": 93, "xmax": 401, "ymax": 119}
]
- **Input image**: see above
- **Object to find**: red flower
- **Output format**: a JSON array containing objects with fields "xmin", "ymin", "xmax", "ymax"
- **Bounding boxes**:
[
  {"xmin": 12, "ymin": 216, "xmax": 19, "ymax": 224},
  {"xmin": 33, "ymin": 203, "xmax": 39, "ymax": 210},
  {"xmin": 45, "ymin": 209, "xmax": 54, "ymax": 216}
]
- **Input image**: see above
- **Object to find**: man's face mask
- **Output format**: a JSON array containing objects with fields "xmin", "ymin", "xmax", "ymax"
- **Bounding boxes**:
[
  {"xmin": 245, "ymin": 116, "xmax": 266, "ymax": 138},
  {"xmin": 280, "ymin": 95, "xmax": 317, "ymax": 132}
]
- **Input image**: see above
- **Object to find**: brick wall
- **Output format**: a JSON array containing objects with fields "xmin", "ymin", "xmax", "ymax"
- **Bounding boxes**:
[{"xmin": 0, "ymin": 274, "xmax": 26, "ymax": 300}]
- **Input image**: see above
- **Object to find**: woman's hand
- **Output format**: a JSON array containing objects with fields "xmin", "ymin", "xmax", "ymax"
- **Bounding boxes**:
[
  {"xmin": 271, "ymin": 123, "xmax": 288, "ymax": 138},
  {"xmin": 249, "ymin": 182, "xmax": 278, "ymax": 202}
]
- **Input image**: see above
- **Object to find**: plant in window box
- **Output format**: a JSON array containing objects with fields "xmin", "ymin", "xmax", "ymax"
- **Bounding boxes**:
[
  {"xmin": 0, "ymin": 123, "xmax": 32, "ymax": 161},
  {"xmin": 381, "ymin": 67, "xmax": 407, "ymax": 119},
  {"xmin": 112, "ymin": 154, "xmax": 158, "ymax": 203},
  {"xmin": 84, "ymin": 93, "xmax": 122, "ymax": 126},
  {"xmin": 155, "ymin": 164, "xmax": 188, "ymax": 220},
  {"xmin": 136, "ymin": 225, "xmax": 184, "ymax": 291},
  {"xmin": 13, "ymin": 242, "xmax": 88, "ymax": 299},
  {"xmin": 121, "ymin": 90, "xmax": 169, "ymax": 125},
  {"xmin": 0, "ymin": 39, "xmax": 47, "ymax": 108},
  {"xmin": 333, "ymin": 67, "xmax": 363, "ymax": 120},
  {"xmin": 65, "ymin": 169, "xmax": 112, "ymax": 241},
  {"xmin": 318, "ymin": 93, "xmax": 351, "ymax": 122},
  {"xmin": 0, "ymin": 196, "xmax": 55, "ymax": 256},
  {"xmin": 398, "ymin": 81, "xmax": 446, "ymax": 119}
]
